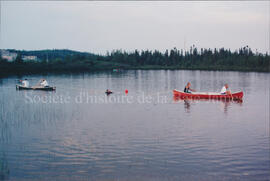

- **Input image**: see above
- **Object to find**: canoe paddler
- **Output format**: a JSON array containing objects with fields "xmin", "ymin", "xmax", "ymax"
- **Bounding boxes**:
[
  {"xmin": 220, "ymin": 83, "xmax": 231, "ymax": 95},
  {"xmin": 184, "ymin": 82, "xmax": 196, "ymax": 93},
  {"xmin": 20, "ymin": 79, "xmax": 30, "ymax": 88},
  {"xmin": 40, "ymin": 79, "xmax": 49, "ymax": 87}
]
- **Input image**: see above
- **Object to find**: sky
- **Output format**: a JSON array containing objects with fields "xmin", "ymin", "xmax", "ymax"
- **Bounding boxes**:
[{"xmin": 0, "ymin": 1, "xmax": 269, "ymax": 54}]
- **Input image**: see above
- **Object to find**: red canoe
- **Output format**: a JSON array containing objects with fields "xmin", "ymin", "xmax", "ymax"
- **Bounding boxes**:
[{"xmin": 173, "ymin": 89, "xmax": 243, "ymax": 100}]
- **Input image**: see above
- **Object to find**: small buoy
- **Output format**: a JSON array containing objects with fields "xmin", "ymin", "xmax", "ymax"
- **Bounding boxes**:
[{"xmin": 125, "ymin": 89, "xmax": 128, "ymax": 94}]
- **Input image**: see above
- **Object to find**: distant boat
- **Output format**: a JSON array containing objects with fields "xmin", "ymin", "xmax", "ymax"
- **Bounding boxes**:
[
  {"xmin": 16, "ymin": 85, "xmax": 56, "ymax": 91},
  {"xmin": 105, "ymin": 89, "xmax": 113, "ymax": 95}
]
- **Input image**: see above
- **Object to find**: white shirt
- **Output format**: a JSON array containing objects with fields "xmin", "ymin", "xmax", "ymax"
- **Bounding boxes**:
[
  {"xmin": 220, "ymin": 86, "xmax": 227, "ymax": 94},
  {"xmin": 41, "ymin": 80, "xmax": 49, "ymax": 86},
  {"xmin": 22, "ymin": 80, "xmax": 29, "ymax": 87}
]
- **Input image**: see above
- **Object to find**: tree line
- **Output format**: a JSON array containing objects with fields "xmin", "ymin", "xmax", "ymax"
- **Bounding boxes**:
[
  {"xmin": 104, "ymin": 46, "xmax": 269, "ymax": 70},
  {"xmin": 0, "ymin": 46, "xmax": 269, "ymax": 75}
]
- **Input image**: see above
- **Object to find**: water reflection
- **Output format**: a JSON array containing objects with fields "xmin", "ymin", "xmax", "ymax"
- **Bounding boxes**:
[
  {"xmin": 173, "ymin": 96, "xmax": 243, "ymax": 114},
  {"xmin": 0, "ymin": 118, "xmax": 10, "ymax": 181},
  {"xmin": 0, "ymin": 153, "xmax": 9, "ymax": 180},
  {"xmin": 0, "ymin": 119, "xmax": 11, "ymax": 144},
  {"xmin": 184, "ymin": 100, "xmax": 191, "ymax": 113}
]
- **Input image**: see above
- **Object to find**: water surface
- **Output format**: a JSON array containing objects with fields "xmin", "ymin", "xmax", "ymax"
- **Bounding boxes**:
[{"xmin": 0, "ymin": 70, "xmax": 269, "ymax": 180}]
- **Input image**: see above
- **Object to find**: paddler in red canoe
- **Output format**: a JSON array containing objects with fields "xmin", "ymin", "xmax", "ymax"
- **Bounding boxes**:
[
  {"xmin": 184, "ymin": 82, "xmax": 196, "ymax": 93},
  {"xmin": 220, "ymin": 83, "xmax": 231, "ymax": 95}
]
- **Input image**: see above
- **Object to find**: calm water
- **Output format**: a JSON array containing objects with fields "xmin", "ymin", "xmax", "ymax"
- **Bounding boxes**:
[{"xmin": 0, "ymin": 70, "xmax": 269, "ymax": 181}]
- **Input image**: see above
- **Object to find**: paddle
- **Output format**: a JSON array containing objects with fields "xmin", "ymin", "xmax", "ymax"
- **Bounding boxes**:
[{"xmin": 228, "ymin": 90, "xmax": 233, "ymax": 100}]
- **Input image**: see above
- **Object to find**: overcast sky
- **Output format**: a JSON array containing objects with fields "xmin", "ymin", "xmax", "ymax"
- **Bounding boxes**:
[{"xmin": 0, "ymin": 1, "xmax": 269, "ymax": 54}]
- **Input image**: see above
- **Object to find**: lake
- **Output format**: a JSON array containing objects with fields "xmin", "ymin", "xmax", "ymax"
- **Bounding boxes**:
[{"xmin": 0, "ymin": 70, "xmax": 269, "ymax": 181}]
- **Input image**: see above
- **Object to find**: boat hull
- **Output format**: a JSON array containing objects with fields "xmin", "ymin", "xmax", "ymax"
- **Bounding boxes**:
[
  {"xmin": 16, "ymin": 85, "xmax": 56, "ymax": 91},
  {"xmin": 173, "ymin": 89, "xmax": 243, "ymax": 100}
]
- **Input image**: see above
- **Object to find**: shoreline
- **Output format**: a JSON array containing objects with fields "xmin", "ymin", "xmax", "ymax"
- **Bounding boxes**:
[{"xmin": 0, "ymin": 65, "xmax": 269, "ymax": 78}]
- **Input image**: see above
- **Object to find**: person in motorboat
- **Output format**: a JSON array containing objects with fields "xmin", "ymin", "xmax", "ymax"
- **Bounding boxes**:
[
  {"xmin": 40, "ymin": 79, "xmax": 49, "ymax": 87},
  {"xmin": 20, "ymin": 79, "xmax": 30, "ymax": 88},
  {"xmin": 184, "ymin": 82, "xmax": 196, "ymax": 93},
  {"xmin": 220, "ymin": 83, "xmax": 231, "ymax": 95}
]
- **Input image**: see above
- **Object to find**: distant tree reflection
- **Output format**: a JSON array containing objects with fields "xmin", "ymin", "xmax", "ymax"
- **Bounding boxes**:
[{"xmin": 0, "ymin": 153, "xmax": 9, "ymax": 180}]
